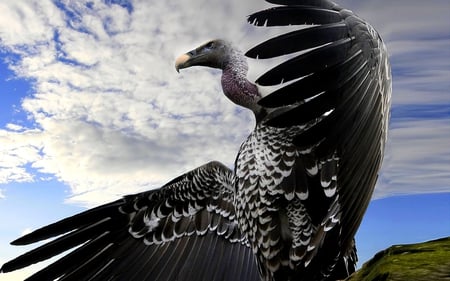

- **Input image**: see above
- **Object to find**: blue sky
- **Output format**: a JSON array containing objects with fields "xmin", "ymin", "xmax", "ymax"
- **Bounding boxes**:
[{"xmin": 0, "ymin": 0, "xmax": 449, "ymax": 279}]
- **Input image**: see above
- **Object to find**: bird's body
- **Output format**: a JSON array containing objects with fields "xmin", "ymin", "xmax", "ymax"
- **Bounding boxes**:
[
  {"xmin": 1, "ymin": 1, "xmax": 391, "ymax": 280},
  {"xmin": 235, "ymin": 123, "xmax": 310, "ymax": 279}
]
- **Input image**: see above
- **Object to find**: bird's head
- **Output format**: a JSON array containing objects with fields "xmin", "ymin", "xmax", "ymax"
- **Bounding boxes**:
[
  {"xmin": 175, "ymin": 39, "xmax": 261, "ymax": 116},
  {"xmin": 175, "ymin": 39, "xmax": 233, "ymax": 72}
]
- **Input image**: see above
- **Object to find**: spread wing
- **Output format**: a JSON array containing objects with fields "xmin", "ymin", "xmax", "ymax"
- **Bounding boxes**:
[
  {"xmin": 246, "ymin": 0, "xmax": 391, "ymax": 277},
  {"xmin": 1, "ymin": 161, "xmax": 260, "ymax": 281}
]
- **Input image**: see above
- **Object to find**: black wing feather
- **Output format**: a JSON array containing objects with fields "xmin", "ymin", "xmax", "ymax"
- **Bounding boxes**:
[
  {"xmin": 11, "ymin": 201, "xmax": 124, "ymax": 245},
  {"xmin": 248, "ymin": 6, "xmax": 342, "ymax": 27},
  {"xmin": 246, "ymin": 22, "xmax": 348, "ymax": 59},
  {"xmin": 1, "ymin": 161, "xmax": 260, "ymax": 281},
  {"xmin": 257, "ymin": 43, "xmax": 362, "ymax": 108},
  {"xmin": 255, "ymin": 37, "xmax": 352, "ymax": 86},
  {"xmin": 265, "ymin": 0, "xmax": 340, "ymax": 9}
]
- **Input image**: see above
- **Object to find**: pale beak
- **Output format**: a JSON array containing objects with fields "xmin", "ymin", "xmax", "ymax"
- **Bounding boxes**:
[{"xmin": 175, "ymin": 53, "xmax": 192, "ymax": 73}]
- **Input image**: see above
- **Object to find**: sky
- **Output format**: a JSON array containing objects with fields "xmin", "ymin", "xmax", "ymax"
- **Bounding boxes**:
[{"xmin": 0, "ymin": 0, "xmax": 449, "ymax": 279}]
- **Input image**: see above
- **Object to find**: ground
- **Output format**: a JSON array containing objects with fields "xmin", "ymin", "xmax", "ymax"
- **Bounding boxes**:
[{"xmin": 346, "ymin": 237, "xmax": 450, "ymax": 281}]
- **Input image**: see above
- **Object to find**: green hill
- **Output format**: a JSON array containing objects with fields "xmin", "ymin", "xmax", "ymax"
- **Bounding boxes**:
[{"xmin": 346, "ymin": 237, "xmax": 450, "ymax": 281}]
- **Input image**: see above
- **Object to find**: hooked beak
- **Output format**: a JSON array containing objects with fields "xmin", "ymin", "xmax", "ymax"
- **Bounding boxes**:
[
  {"xmin": 175, "ymin": 53, "xmax": 191, "ymax": 73},
  {"xmin": 175, "ymin": 48, "xmax": 209, "ymax": 73},
  {"xmin": 175, "ymin": 49, "xmax": 194, "ymax": 73}
]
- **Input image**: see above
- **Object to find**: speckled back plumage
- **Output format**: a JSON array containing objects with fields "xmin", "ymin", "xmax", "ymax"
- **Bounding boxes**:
[{"xmin": 234, "ymin": 122, "xmax": 348, "ymax": 281}]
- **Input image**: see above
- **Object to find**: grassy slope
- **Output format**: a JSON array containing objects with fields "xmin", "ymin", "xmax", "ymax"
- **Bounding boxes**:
[{"xmin": 346, "ymin": 237, "xmax": 450, "ymax": 281}]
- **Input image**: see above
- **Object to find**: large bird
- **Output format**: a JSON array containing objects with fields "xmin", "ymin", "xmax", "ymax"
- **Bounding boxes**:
[{"xmin": 1, "ymin": 0, "xmax": 391, "ymax": 280}]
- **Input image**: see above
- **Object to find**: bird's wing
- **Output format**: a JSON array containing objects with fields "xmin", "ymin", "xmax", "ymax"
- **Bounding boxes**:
[
  {"xmin": 1, "ymin": 161, "xmax": 260, "ymax": 281},
  {"xmin": 246, "ymin": 0, "xmax": 391, "ymax": 273}
]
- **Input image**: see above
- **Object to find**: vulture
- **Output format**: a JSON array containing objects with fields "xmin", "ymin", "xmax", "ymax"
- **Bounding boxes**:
[{"xmin": 1, "ymin": 0, "xmax": 391, "ymax": 280}]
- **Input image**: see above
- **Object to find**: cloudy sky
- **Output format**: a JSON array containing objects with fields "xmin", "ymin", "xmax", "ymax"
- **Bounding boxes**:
[{"xmin": 0, "ymin": 0, "xmax": 449, "ymax": 279}]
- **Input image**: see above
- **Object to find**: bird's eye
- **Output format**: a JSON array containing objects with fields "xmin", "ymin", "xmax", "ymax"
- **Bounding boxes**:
[{"xmin": 205, "ymin": 41, "xmax": 214, "ymax": 49}]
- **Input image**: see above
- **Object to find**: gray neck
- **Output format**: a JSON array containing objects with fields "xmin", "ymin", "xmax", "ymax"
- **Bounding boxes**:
[{"xmin": 220, "ymin": 49, "xmax": 262, "ymax": 116}]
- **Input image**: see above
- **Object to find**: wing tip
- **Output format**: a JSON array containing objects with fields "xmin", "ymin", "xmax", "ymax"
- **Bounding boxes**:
[
  {"xmin": 10, "ymin": 234, "xmax": 35, "ymax": 246},
  {"xmin": 1, "ymin": 259, "xmax": 20, "ymax": 274}
]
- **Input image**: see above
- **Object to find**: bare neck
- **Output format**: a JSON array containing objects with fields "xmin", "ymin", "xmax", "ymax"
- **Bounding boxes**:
[{"xmin": 220, "ymin": 50, "xmax": 262, "ymax": 116}]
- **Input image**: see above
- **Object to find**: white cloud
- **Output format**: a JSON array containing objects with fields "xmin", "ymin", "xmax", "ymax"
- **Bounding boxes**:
[
  {"xmin": 5, "ymin": 124, "xmax": 24, "ymax": 131},
  {"xmin": 0, "ymin": 128, "xmax": 43, "ymax": 184},
  {"xmin": 0, "ymin": 189, "xmax": 5, "ymax": 199},
  {"xmin": 0, "ymin": 0, "xmax": 258, "ymax": 207},
  {"xmin": 375, "ymin": 118, "xmax": 450, "ymax": 198},
  {"xmin": 0, "ymin": 0, "xmax": 449, "ymax": 209},
  {"xmin": 0, "ymin": 1, "xmax": 62, "ymax": 47},
  {"xmin": 20, "ymin": 228, "xmax": 33, "ymax": 237}
]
